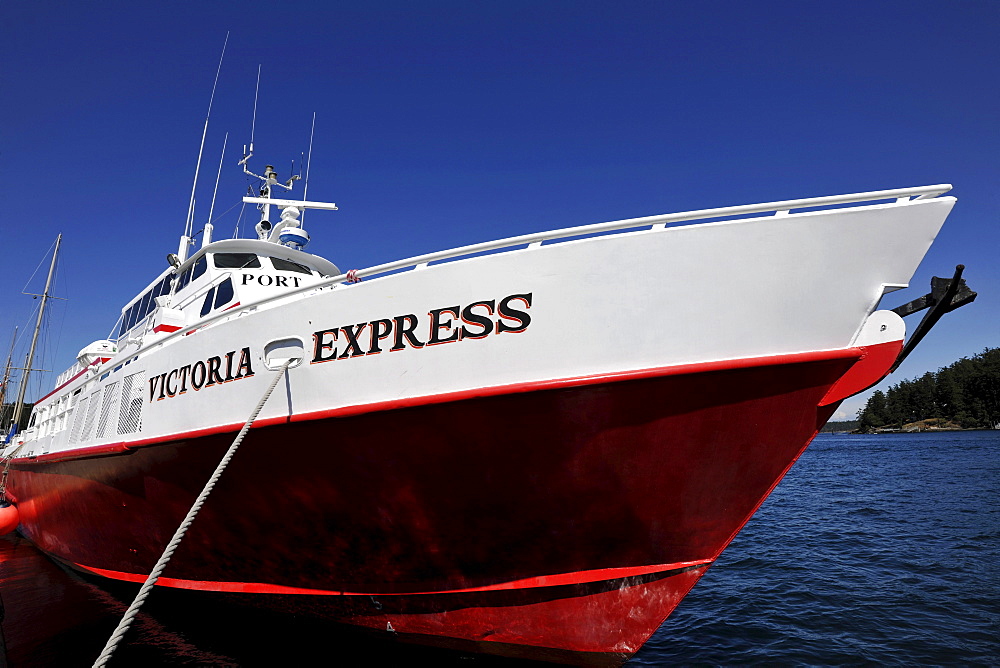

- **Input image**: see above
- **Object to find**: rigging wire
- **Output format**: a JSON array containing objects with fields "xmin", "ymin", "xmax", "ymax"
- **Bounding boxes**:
[
  {"xmin": 8, "ymin": 241, "xmax": 65, "ymax": 409},
  {"xmin": 250, "ymin": 64, "xmax": 261, "ymax": 150},
  {"xmin": 35, "ymin": 250, "xmax": 66, "ymax": 404},
  {"xmin": 20, "ymin": 237, "xmax": 58, "ymax": 295},
  {"xmin": 41, "ymin": 260, "xmax": 69, "ymax": 396},
  {"xmin": 6, "ymin": 302, "xmax": 41, "ymax": 414},
  {"xmin": 234, "ymin": 202, "xmax": 248, "ymax": 239},
  {"xmin": 301, "ymin": 112, "xmax": 317, "ymax": 228},
  {"xmin": 209, "ymin": 200, "xmax": 242, "ymax": 226}
]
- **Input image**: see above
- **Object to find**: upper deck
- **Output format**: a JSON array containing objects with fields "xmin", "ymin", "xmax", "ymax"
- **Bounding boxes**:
[{"xmin": 115, "ymin": 239, "xmax": 338, "ymax": 342}]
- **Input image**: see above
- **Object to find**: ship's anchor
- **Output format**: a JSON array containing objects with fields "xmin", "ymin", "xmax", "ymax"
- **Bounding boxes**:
[{"xmin": 890, "ymin": 264, "xmax": 977, "ymax": 372}]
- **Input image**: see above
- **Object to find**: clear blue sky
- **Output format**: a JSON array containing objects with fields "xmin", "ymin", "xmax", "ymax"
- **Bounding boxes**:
[{"xmin": 2, "ymin": 1, "xmax": 998, "ymax": 416}]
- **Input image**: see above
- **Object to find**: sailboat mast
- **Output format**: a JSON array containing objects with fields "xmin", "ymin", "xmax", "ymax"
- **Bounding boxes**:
[
  {"xmin": 11, "ymin": 234, "xmax": 62, "ymax": 430},
  {"xmin": 0, "ymin": 326, "xmax": 17, "ymax": 414}
]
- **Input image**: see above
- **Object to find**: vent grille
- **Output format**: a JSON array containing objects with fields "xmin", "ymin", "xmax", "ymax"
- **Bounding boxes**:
[
  {"xmin": 96, "ymin": 381, "xmax": 120, "ymax": 439},
  {"xmin": 69, "ymin": 396, "xmax": 89, "ymax": 444},
  {"xmin": 119, "ymin": 370, "xmax": 145, "ymax": 435},
  {"xmin": 81, "ymin": 389, "xmax": 102, "ymax": 442}
]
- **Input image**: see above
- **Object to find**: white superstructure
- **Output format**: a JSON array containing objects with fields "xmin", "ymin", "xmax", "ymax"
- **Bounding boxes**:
[{"xmin": 5, "ymin": 180, "xmax": 954, "ymax": 459}]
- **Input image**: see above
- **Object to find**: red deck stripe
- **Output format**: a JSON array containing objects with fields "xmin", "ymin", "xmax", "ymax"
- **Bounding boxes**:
[
  {"xmin": 17, "ymin": 346, "xmax": 863, "ymax": 464},
  {"xmin": 290, "ymin": 346, "xmax": 862, "ymax": 425},
  {"xmin": 69, "ymin": 559, "xmax": 714, "ymax": 596},
  {"xmin": 22, "ymin": 442, "xmax": 131, "ymax": 463}
]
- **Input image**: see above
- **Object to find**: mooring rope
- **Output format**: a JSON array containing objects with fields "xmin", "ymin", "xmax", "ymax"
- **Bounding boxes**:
[
  {"xmin": 92, "ymin": 357, "xmax": 296, "ymax": 668},
  {"xmin": 0, "ymin": 441, "xmax": 31, "ymax": 501}
]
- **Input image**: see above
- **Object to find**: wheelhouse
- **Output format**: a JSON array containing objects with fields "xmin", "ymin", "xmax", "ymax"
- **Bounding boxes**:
[{"xmin": 114, "ymin": 239, "xmax": 338, "ymax": 344}]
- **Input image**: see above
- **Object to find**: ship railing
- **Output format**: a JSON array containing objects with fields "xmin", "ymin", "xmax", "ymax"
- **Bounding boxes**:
[
  {"xmin": 347, "ymin": 184, "xmax": 953, "ymax": 279},
  {"xmin": 55, "ymin": 362, "xmax": 84, "ymax": 388},
  {"xmin": 125, "ymin": 184, "xmax": 953, "ymax": 362}
]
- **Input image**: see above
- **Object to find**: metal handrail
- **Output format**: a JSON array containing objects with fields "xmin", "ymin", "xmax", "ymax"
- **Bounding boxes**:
[
  {"xmin": 350, "ymin": 184, "xmax": 953, "ymax": 281},
  {"xmin": 64, "ymin": 184, "xmax": 958, "ymax": 385}
]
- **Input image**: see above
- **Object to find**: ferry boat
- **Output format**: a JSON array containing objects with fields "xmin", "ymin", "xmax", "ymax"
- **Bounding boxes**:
[{"xmin": 0, "ymin": 158, "xmax": 967, "ymax": 664}]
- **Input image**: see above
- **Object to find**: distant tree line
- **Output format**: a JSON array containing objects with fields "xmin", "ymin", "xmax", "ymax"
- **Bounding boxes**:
[
  {"xmin": 857, "ymin": 347, "xmax": 1000, "ymax": 431},
  {"xmin": 0, "ymin": 402, "xmax": 34, "ymax": 433},
  {"xmin": 820, "ymin": 420, "xmax": 859, "ymax": 433}
]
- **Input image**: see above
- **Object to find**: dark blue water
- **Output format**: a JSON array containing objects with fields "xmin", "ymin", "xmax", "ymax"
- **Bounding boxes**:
[
  {"xmin": 633, "ymin": 431, "xmax": 999, "ymax": 666},
  {"xmin": 1, "ymin": 431, "xmax": 997, "ymax": 666}
]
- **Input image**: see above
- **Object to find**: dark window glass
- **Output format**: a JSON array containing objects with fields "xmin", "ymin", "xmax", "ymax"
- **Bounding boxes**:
[
  {"xmin": 119, "ymin": 306, "xmax": 134, "ymax": 337},
  {"xmin": 125, "ymin": 303, "xmax": 139, "ymax": 331},
  {"xmin": 200, "ymin": 289, "xmax": 216, "ymax": 317},
  {"xmin": 213, "ymin": 253, "xmax": 260, "ymax": 269},
  {"xmin": 139, "ymin": 290, "xmax": 154, "ymax": 320},
  {"xmin": 155, "ymin": 275, "xmax": 171, "ymax": 298},
  {"xmin": 214, "ymin": 278, "xmax": 234, "ymax": 309},
  {"xmin": 177, "ymin": 267, "xmax": 191, "ymax": 291},
  {"xmin": 270, "ymin": 257, "xmax": 312, "ymax": 274},
  {"xmin": 129, "ymin": 294, "xmax": 149, "ymax": 329},
  {"xmin": 192, "ymin": 256, "xmax": 209, "ymax": 279}
]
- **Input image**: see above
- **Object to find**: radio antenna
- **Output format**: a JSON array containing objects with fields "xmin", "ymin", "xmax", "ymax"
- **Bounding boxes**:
[
  {"xmin": 180, "ymin": 32, "xmax": 229, "ymax": 263},
  {"xmin": 301, "ymin": 112, "xmax": 316, "ymax": 228},
  {"xmin": 238, "ymin": 65, "xmax": 262, "ymax": 172},
  {"xmin": 203, "ymin": 133, "xmax": 228, "ymax": 247},
  {"xmin": 250, "ymin": 65, "xmax": 261, "ymax": 152}
]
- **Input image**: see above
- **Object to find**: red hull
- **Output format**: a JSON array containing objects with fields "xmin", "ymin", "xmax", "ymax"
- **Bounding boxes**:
[{"xmin": 8, "ymin": 352, "xmax": 856, "ymax": 664}]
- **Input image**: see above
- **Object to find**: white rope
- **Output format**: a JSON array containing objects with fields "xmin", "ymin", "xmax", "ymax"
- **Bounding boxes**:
[
  {"xmin": 92, "ymin": 357, "xmax": 295, "ymax": 667},
  {"xmin": 0, "ymin": 441, "xmax": 30, "ymax": 499}
]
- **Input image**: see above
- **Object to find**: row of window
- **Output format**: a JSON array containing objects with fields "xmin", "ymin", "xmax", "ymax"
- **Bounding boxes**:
[
  {"xmin": 201, "ymin": 278, "xmax": 235, "ymax": 316},
  {"xmin": 214, "ymin": 253, "xmax": 313, "ymax": 274},
  {"xmin": 115, "ymin": 253, "xmax": 315, "ymax": 339},
  {"xmin": 118, "ymin": 274, "xmax": 173, "ymax": 338},
  {"xmin": 175, "ymin": 255, "xmax": 209, "ymax": 293}
]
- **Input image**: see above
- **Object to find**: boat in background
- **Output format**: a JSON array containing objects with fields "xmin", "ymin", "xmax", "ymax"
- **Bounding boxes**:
[{"xmin": 0, "ymin": 155, "xmax": 973, "ymax": 663}]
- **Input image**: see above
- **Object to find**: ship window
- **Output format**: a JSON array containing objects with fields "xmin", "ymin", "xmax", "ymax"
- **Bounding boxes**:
[
  {"xmin": 177, "ymin": 266, "xmax": 192, "ymax": 291},
  {"xmin": 200, "ymin": 289, "xmax": 215, "ymax": 317},
  {"xmin": 271, "ymin": 257, "xmax": 312, "ymax": 274},
  {"xmin": 192, "ymin": 256, "xmax": 208, "ymax": 280},
  {"xmin": 214, "ymin": 278, "xmax": 234, "ymax": 309},
  {"xmin": 154, "ymin": 275, "xmax": 171, "ymax": 299},
  {"xmin": 148, "ymin": 275, "xmax": 171, "ymax": 309},
  {"xmin": 138, "ymin": 290, "xmax": 153, "ymax": 322},
  {"xmin": 214, "ymin": 253, "xmax": 260, "ymax": 269},
  {"xmin": 125, "ymin": 300, "xmax": 141, "ymax": 331},
  {"xmin": 119, "ymin": 305, "xmax": 135, "ymax": 337}
]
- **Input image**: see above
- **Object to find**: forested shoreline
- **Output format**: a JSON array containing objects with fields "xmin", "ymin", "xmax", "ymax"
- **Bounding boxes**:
[{"xmin": 854, "ymin": 347, "xmax": 999, "ymax": 432}]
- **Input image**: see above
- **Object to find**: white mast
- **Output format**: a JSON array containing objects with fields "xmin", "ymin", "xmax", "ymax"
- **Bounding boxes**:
[{"xmin": 11, "ymin": 234, "xmax": 61, "ymax": 431}]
